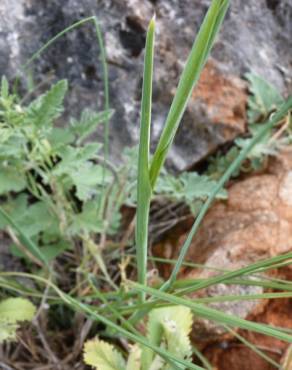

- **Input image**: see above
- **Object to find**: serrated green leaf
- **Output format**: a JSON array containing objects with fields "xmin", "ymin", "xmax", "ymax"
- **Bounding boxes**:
[
  {"xmin": 0, "ymin": 298, "xmax": 36, "ymax": 342},
  {"xmin": 71, "ymin": 163, "xmax": 110, "ymax": 201},
  {"xmin": 207, "ymin": 146, "xmax": 241, "ymax": 180},
  {"xmin": 26, "ymin": 80, "xmax": 68, "ymax": 126},
  {"xmin": 0, "ymin": 298, "xmax": 36, "ymax": 322},
  {"xmin": 84, "ymin": 337, "xmax": 126, "ymax": 370},
  {"xmin": 0, "ymin": 134, "xmax": 26, "ymax": 159},
  {"xmin": 235, "ymin": 121, "xmax": 277, "ymax": 172},
  {"xmin": 69, "ymin": 201, "xmax": 103, "ymax": 235},
  {"xmin": 142, "ymin": 306, "xmax": 193, "ymax": 370},
  {"xmin": 246, "ymin": 73, "xmax": 284, "ymax": 123},
  {"xmin": 40, "ymin": 241, "xmax": 71, "ymax": 261},
  {"xmin": 148, "ymin": 356, "xmax": 164, "ymax": 370},
  {"xmin": 0, "ymin": 166, "xmax": 26, "ymax": 194},
  {"xmin": 155, "ymin": 171, "xmax": 227, "ymax": 215},
  {"xmin": 161, "ymin": 309, "xmax": 193, "ymax": 369},
  {"xmin": 0, "ymin": 319, "xmax": 19, "ymax": 342},
  {"xmin": 0, "ymin": 196, "xmax": 58, "ymax": 244},
  {"xmin": 53, "ymin": 143, "xmax": 102, "ymax": 176},
  {"xmin": 70, "ymin": 108, "xmax": 114, "ymax": 143},
  {"xmin": 48, "ymin": 127, "xmax": 75, "ymax": 149},
  {"xmin": 18, "ymin": 201, "xmax": 56, "ymax": 237}
]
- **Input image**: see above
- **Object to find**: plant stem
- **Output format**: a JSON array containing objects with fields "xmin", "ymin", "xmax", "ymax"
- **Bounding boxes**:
[{"xmin": 136, "ymin": 16, "xmax": 155, "ymax": 300}]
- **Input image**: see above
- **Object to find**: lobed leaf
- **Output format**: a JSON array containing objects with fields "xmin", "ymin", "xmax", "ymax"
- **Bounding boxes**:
[
  {"xmin": 26, "ymin": 79, "xmax": 68, "ymax": 127},
  {"xmin": 70, "ymin": 108, "xmax": 114, "ymax": 143},
  {"xmin": 0, "ymin": 166, "xmax": 26, "ymax": 194},
  {"xmin": 246, "ymin": 73, "xmax": 284, "ymax": 123},
  {"xmin": 0, "ymin": 298, "xmax": 36, "ymax": 342},
  {"xmin": 84, "ymin": 337, "xmax": 126, "ymax": 370},
  {"xmin": 142, "ymin": 306, "xmax": 193, "ymax": 370}
]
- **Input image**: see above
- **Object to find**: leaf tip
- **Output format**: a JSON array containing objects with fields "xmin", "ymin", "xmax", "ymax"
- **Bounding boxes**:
[{"xmin": 149, "ymin": 13, "xmax": 156, "ymax": 29}]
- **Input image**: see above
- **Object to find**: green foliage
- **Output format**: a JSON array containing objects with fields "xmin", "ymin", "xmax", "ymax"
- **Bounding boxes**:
[
  {"xmin": 143, "ymin": 306, "xmax": 193, "ymax": 370},
  {"xmin": 234, "ymin": 73, "xmax": 286, "ymax": 169},
  {"xmin": 2, "ymin": 5, "xmax": 292, "ymax": 370},
  {"xmin": 207, "ymin": 146, "xmax": 241, "ymax": 180},
  {"xmin": 84, "ymin": 338, "xmax": 126, "ymax": 370},
  {"xmin": 26, "ymin": 79, "xmax": 67, "ymax": 127},
  {"xmin": 0, "ymin": 78, "xmax": 113, "ymax": 262},
  {"xmin": 0, "ymin": 75, "xmax": 224, "ymax": 269},
  {"xmin": 245, "ymin": 73, "xmax": 284, "ymax": 124},
  {"xmin": 135, "ymin": 0, "xmax": 230, "ymax": 296},
  {"xmin": 149, "ymin": 0, "xmax": 230, "ymax": 188},
  {"xmin": 155, "ymin": 171, "xmax": 227, "ymax": 215},
  {"xmin": 0, "ymin": 166, "xmax": 26, "ymax": 194},
  {"xmin": 0, "ymin": 297, "xmax": 36, "ymax": 342},
  {"xmin": 84, "ymin": 306, "xmax": 193, "ymax": 370},
  {"xmin": 70, "ymin": 108, "xmax": 113, "ymax": 144},
  {"xmin": 208, "ymin": 73, "xmax": 291, "ymax": 179}
]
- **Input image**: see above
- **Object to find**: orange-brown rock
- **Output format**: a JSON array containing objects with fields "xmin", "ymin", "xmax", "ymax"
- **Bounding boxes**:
[
  {"xmin": 203, "ymin": 268, "xmax": 292, "ymax": 370},
  {"xmin": 177, "ymin": 152, "xmax": 292, "ymax": 272},
  {"xmin": 192, "ymin": 60, "xmax": 247, "ymax": 131},
  {"xmin": 154, "ymin": 152, "xmax": 292, "ymax": 341}
]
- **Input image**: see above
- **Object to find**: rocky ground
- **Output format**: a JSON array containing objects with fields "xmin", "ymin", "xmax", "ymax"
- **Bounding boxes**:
[{"xmin": 0, "ymin": 1, "xmax": 292, "ymax": 369}]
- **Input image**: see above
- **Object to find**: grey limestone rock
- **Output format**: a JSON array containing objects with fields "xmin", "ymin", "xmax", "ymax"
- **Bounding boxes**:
[{"xmin": 0, "ymin": 0, "xmax": 291, "ymax": 169}]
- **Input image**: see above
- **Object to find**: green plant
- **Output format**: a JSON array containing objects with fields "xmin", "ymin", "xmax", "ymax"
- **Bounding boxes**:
[
  {"xmin": 0, "ymin": 297, "xmax": 36, "ymax": 342},
  {"xmin": 208, "ymin": 73, "xmax": 291, "ymax": 179},
  {"xmin": 84, "ymin": 305, "xmax": 193, "ymax": 370},
  {"xmin": 1, "ymin": 0, "xmax": 292, "ymax": 369},
  {"xmin": 0, "ymin": 76, "xmax": 223, "ymax": 269},
  {"xmin": 235, "ymin": 73, "xmax": 290, "ymax": 167},
  {"xmin": 245, "ymin": 73, "xmax": 284, "ymax": 124},
  {"xmin": 0, "ymin": 77, "xmax": 115, "ymax": 266},
  {"xmin": 155, "ymin": 171, "xmax": 228, "ymax": 216},
  {"xmin": 136, "ymin": 1, "xmax": 230, "ymax": 296}
]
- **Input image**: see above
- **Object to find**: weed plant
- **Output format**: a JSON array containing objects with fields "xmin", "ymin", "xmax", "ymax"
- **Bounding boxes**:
[{"xmin": 0, "ymin": 0, "xmax": 292, "ymax": 369}]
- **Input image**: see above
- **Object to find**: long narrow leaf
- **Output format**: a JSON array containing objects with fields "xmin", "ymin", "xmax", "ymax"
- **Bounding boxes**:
[
  {"xmin": 132, "ymin": 283, "xmax": 292, "ymax": 343},
  {"xmin": 178, "ymin": 252, "xmax": 292, "ymax": 296},
  {"xmin": 136, "ymin": 16, "xmax": 155, "ymax": 293},
  {"xmin": 163, "ymin": 97, "xmax": 292, "ymax": 290},
  {"xmin": 149, "ymin": 0, "xmax": 230, "ymax": 188},
  {"xmin": 0, "ymin": 272, "xmax": 202, "ymax": 370}
]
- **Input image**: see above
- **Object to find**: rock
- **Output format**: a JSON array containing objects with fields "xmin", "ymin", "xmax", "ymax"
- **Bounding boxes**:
[
  {"xmin": 0, "ymin": 0, "xmax": 291, "ymax": 169},
  {"xmin": 177, "ymin": 152, "xmax": 292, "ymax": 267},
  {"xmin": 203, "ymin": 268, "xmax": 292, "ymax": 370},
  {"xmin": 154, "ymin": 152, "xmax": 292, "ymax": 340},
  {"xmin": 191, "ymin": 283, "xmax": 264, "ymax": 342}
]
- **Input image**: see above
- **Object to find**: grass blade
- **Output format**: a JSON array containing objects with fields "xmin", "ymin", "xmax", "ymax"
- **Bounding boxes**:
[
  {"xmin": 163, "ymin": 97, "xmax": 292, "ymax": 290},
  {"xmin": 136, "ymin": 16, "xmax": 155, "ymax": 295},
  {"xmin": 224, "ymin": 325, "xmax": 282, "ymax": 369},
  {"xmin": 149, "ymin": 0, "xmax": 230, "ymax": 188},
  {"xmin": 0, "ymin": 272, "xmax": 202, "ymax": 370},
  {"xmin": 132, "ymin": 283, "xmax": 292, "ymax": 343},
  {"xmin": 178, "ymin": 252, "xmax": 292, "ymax": 296}
]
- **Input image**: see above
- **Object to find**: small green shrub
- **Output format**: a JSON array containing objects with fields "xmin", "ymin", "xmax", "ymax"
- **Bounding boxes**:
[{"xmin": 0, "ymin": 77, "xmax": 225, "ymax": 265}]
